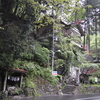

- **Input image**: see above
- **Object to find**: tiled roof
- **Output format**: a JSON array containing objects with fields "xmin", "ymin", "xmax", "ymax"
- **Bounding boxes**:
[
  {"xmin": 84, "ymin": 69, "xmax": 98, "ymax": 75},
  {"xmin": 7, "ymin": 67, "xmax": 28, "ymax": 74}
]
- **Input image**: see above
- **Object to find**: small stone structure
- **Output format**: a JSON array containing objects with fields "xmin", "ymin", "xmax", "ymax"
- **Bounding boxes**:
[
  {"xmin": 80, "ymin": 69, "xmax": 98, "ymax": 84},
  {"xmin": 0, "ymin": 68, "xmax": 28, "ymax": 98},
  {"xmin": 68, "ymin": 66, "xmax": 81, "ymax": 84}
]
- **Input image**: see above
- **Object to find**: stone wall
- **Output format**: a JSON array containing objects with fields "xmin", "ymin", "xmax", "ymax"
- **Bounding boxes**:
[
  {"xmin": 33, "ymin": 77, "xmax": 62, "ymax": 96},
  {"xmin": 62, "ymin": 84, "xmax": 100, "ymax": 95},
  {"xmin": 73, "ymin": 85, "xmax": 100, "ymax": 95}
]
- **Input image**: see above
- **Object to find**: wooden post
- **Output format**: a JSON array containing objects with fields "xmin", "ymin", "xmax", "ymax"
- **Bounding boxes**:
[
  {"xmin": 20, "ymin": 74, "xmax": 23, "ymax": 88},
  {"xmin": 3, "ymin": 71, "xmax": 8, "ymax": 92}
]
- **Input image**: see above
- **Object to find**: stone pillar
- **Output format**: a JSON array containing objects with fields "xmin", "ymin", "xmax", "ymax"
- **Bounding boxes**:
[{"xmin": 76, "ymin": 69, "xmax": 80, "ymax": 84}]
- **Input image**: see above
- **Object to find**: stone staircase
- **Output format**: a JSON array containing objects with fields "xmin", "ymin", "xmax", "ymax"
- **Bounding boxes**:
[{"xmin": 62, "ymin": 85, "xmax": 77, "ymax": 94}]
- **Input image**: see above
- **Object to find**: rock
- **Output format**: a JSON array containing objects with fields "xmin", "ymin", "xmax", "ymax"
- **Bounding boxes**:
[{"xmin": 8, "ymin": 86, "xmax": 16, "ymax": 91}]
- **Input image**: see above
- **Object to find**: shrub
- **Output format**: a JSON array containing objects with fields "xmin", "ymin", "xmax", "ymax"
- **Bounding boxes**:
[{"xmin": 89, "ymin": 77, "xmax": 95, "ymax": 84}]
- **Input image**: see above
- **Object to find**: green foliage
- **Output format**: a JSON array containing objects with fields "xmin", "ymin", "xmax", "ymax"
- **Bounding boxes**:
[
  {"xmin": 43, "ymin": 68, "xmax": 59, "ymax": 84},
  {"xmin": 20, "ymin": 53, "xmax": 34, "ymax": 60},
  {"xmin": 71, "ymin": 50, "xmax": 85, "ymax": 67},
  {"xmin": 0, "ymin": 27, "xmax": 4, "ymax": 30},
  {"xmin": 89, "ymin": 77, "xmax": 95, "ymax": 84},
  {"xmin": 13, "ymin": 60, "xmax": 58, "ymax": 84},
  {"xmin": 22, "ymin": 62, "xmax": 58, "ymax": 85},
  {"xmin": 0, "ymin": 53, "xmax": 13, "ymax": 68},
  {"xmin": 12, "ymin": 60, "xmax": 27, "ymax": 69},
  {"xmin": 92, "ymin": 69, "xmax": 100, "ymax": 78},
  {"xmin": 81, "ymin": 63, "xmax": 99, "ymax": 68},
  {"xmin": 35, "ymin": 15, "xmax": 53, "ymax": 29},
  {"xmin": 55, "ymin": 59, "xmax": 65, "ymax": 68},
  {"xmin": 90, "ymin": 35, "xmax": 100, "ymax": 57},
  {"xmin": 55, "ymin": 35, "xmax": 85, "ymax": 68},
  {"xmin": 15, "ymin": 0, "xmax": 40, "ymax": 21},
  {"xmin": 23, "ymin": 77, "xmax": 35, "ymax": 88},
  {"xmin": 34, "ymin": 43, "xmax": 49, "ymax": 66},
  {"xmin": 61, "ymin": 0, "xmax": 85, "ymax": 22},
  {"xmin": 71, "ymin": 33, "xmax": 81, "ymax": 44}
]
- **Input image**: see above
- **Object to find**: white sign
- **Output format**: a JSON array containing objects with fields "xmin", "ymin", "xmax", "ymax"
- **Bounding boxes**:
[{"xmin": 52, "ymin": 71, "xmax": 57, "ymax": 76}]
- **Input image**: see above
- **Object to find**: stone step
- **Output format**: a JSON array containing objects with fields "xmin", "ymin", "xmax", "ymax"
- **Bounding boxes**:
[{"xmin": 62, "ymin": 85, "xmax": 76, "ymax": 94}]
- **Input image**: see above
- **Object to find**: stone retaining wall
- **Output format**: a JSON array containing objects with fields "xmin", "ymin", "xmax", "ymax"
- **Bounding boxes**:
[
  {"xmin": 73, "ymin": 85, "xmax": 100, "ymax": 95},
  {"xmin": 33, "ymin": 77, "xmax": 62, "ymax": 96}
]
